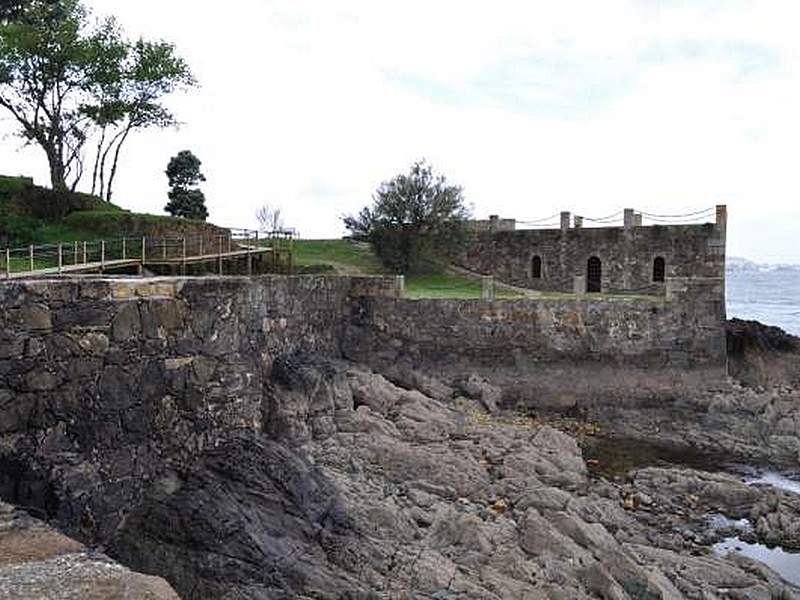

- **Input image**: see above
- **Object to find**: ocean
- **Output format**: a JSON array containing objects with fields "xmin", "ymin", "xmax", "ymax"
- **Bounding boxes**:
[{"xmin": 727, "ymin": 268, "xmax": 800, "ymax": 336}]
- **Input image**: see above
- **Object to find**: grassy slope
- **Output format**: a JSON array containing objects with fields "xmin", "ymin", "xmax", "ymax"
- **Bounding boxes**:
[
  {"xmin": 293, "ymin": 239, "xmax": 385, "ymax": 274},
  {"xmin": 0, "ymin": 175, "xmax": 211, "ymax": 246},
  {"xmin": 293, "ymin": 239, "xmax": 523, "ymax": 299}
]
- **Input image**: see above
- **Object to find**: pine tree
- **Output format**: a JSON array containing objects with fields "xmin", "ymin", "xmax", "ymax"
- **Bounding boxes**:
[{"xmin": 164, "ymin": 150, "xmax": 208, "ymax": 220}]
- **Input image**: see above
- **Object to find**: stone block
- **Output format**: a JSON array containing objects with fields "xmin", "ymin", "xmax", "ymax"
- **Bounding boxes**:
[
  {"xmin": 78, "ymin": 332, "xmax": 110, "ymax": 355},
  {"xmin": 24, "ymin": 369, "xmax": 59, "ymax": 392},
  {"xmin": 111, "ymin": 303, "xmax": 141, "ymax": 342},
  {"xmin": 16, "ymin": 304, "xmax": 52, "ymax": 332}
]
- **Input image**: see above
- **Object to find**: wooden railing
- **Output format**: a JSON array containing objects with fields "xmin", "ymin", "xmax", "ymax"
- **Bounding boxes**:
[{"xmin": 1, "ymin": 229, "xmax": 293, "ymax": 279}]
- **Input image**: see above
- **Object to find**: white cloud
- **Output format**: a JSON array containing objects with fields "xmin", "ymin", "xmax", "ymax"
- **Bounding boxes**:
[{"xmin": 1, "ymin": 0, "xmax": 799, "ymax": 261}]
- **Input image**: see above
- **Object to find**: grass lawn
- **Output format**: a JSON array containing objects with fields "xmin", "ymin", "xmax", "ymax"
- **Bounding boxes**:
[
  {"xmin": 291, "ymin": 239, "xmax": 385, "ymax": 274},
  {"xmin": 405, "ymin": 272, "xmax": 524, "ymax": 300},
  {"xmin": 288, "ymin": 239, "xmax": 529, "ymax": 299}
]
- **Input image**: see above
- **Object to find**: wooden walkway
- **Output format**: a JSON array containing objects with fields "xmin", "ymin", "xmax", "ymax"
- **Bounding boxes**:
[{"xmin": 2, "ymin": 230, "xmax": 293, "ymax": 280}]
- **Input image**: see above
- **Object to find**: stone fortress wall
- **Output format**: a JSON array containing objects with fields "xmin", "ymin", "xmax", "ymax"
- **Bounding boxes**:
[
  {"xmin": 0, "ymin": 270, "xmax": 727, "ymax": 538},
  {"xmin": 458, "ymin": 207, "xmax": 727, "ymax": 297},
  {"xmin": 0, "ymin": 275, "xmax": 400, "ymax": 539}
]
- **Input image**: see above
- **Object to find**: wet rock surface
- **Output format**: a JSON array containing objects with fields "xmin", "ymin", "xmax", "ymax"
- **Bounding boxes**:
[{"xmin": 99, "ymin": 356, "xmax": 799, "ymax": 599}]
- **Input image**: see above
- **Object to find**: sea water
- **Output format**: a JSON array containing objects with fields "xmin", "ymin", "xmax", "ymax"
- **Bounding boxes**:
[{"xmin": 727, "ymin": 268, "xmax": 800, "ymax": 336}]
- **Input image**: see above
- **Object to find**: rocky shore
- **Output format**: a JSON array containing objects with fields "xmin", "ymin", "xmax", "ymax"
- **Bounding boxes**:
[
  {"xmin": 1, "ymin": 318, "xmax": 799, "ymax": 598},
  {"xmin": 0, "ymin": 501, "xmax": 177, "ymax": 599},
  {"xmin": 106, "ymin": 352, "xmax": 799, "ymax": 598}
]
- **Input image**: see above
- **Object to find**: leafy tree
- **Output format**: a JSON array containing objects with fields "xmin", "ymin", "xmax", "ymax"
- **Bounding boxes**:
[
  {"xmin": 0, "ymin": 0, "xmax": 194, "ymax": 198},
  {"xmin": 0, "ymin": 0, "xmax": 57, "ymax": 24},
  {"xmin": 343, "ymin": 160, "xmax": 471, "ymax": 273},
  {"xmin": 87, "ymin": 37, "xmax": 194, "ymax": 202},
  {"xmin": 164, "ymin": 150, "xmax": 208, "ymax": 220}
]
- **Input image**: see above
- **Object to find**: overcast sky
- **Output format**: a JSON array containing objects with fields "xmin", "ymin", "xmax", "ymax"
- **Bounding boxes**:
[{"xmin": 1, "ymin": 1, "xmax": 799, "ymax": 263}]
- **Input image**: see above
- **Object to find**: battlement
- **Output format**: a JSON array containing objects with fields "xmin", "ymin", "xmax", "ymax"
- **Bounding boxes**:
[{"xmin": 460, "ymin": 206, "xmax": 727, "ymax": 297}]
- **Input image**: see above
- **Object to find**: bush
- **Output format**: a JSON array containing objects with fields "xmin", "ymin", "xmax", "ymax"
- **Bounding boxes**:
[
  {"xmin": 0, "ymin": 175, "xmax": 34, "ymax": 199},
  {"xmin": 63, "ymin": 210, "xmax": 226, "ymax": 238},
  {"xmin": 0, "ymin": 205, "xmax": 41, "ymax": 247},
  {"xmin": 343, "ymin": 160, "xmax": 470, "ymax": 274},
  {"xmin": 14, "ymin": 187, "xmax": 126, "ymax": 220}
]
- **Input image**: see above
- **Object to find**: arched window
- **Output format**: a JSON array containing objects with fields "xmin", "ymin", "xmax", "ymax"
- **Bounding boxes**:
[
  {"xmin": 587, "ymin": 257, "xmax": 602, "ymax": 293},
  {"xmin": 653, "ymin": 256, "xmax": 666, "ymax": 282},
  {"xmin": 531, "ymin": 255, "xmax": 542, "ymax": 279}
]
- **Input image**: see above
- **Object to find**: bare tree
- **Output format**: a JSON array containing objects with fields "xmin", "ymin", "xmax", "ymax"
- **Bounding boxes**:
[{"xmin": 255, "ymin": 204, "xmax": 285, "ymax": 233}]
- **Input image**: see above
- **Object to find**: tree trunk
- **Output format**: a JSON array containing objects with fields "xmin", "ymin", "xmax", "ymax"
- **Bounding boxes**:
[
  {"xmin": 105, "ymin": 125, "xmax": 133, "ymax": 203},
  {"xmin": 46, "ymin": 150, "xmax": 68, "ymax": 192}
]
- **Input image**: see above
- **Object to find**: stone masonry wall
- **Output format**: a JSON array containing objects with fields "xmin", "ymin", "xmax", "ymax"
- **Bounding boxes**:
[
  {"xmin": 0, "ymin": 275, "xmax": 398, "ymax": 544},
  {"xmin": 0, "ymin": 272, "xmax": 725, "ymax": 544},
  {"xmin": 458, "ymin": 222, "xmax": 726, "ymax": 295},
  {"xmin": 343, "ymin": 277, "xmax": 727, "ymax": 407}
]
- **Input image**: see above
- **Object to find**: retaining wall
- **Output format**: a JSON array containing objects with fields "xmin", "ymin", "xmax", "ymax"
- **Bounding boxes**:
[
  {"xmin": 0, "ymin": 273, "xmax": 726, "ymax": 541},
  {"xmin": 343, "ymin": 277, "xmax": 727, "ymax": 407},
  {"xmin": 0, "ymin": 275, "xmax": 398, "ymax": 541}
]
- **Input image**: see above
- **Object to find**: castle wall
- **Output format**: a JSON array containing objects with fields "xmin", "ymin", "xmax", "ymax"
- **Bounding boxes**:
[
  {"xmin": 0, "ymin": 272, "xmax": 726, "ymax": 541},
  {"xmin": 0, "ymin": 275, "xmax": 399, "ymax": 542},
  {"xmin": 343, "ymin": 277, "xmax": 727, "ymax": 407},
  {"xmin": 458, "ymin": 221, "xmax": 726, "ymax": 295}
]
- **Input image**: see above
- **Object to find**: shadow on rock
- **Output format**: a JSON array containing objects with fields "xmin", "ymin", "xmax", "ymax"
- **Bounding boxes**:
[{"xmin": 111, "ymin": 434, "xmax": 370, "ymax": 599}]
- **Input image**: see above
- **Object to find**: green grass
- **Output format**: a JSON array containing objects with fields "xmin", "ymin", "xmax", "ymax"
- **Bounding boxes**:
[
  {"xmin": 405, "ymin": 271, "xmax": 524, "ymax": 299},
  {"xmin": 285, "ymin": 239, "xmax": 529, "ymax": 299},
  {"xmin": 0, "ymin": 175, "xmax": 34, "ymax": 198},
  {"xmin": 291, "ymin": 239, "xmax": 385, "ymax": 274}
]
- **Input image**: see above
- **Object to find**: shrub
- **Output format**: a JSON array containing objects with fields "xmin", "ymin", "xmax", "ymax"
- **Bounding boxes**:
[{"xmin": 0, "ymin": 205, "xmax": 41, "ymax": 247}]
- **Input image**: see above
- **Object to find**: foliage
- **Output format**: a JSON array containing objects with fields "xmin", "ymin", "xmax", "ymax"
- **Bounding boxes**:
[
  {"xmin": 64, "ymin": 209, "xmax": 200, "ymax": 234},
  {"xmin": 0, "ymin": 0, "xmax": 194, "ymax": 198},
  {"xmin": 255, "ymin": 203, "xmax": 284, "ymax": 233},
  {"xmin": 343, "ymin": 160, "xmax": 471, "ymax": 274},
  {"xmin": 87, "ymin": 35, "xmax": 195, "ymax": 201},
  {"xmin": 0, "ymin": 174, "xmax": 33, "ymax": 198},
  {"xmin": 165, "ymin": 150, "xmax": 205, "ymax": 189},
  {"xmin": 0, "ymin": 203, "xmax": 40, "ymax": 246},
  {"xmin": 0, "ymin": 0, "xmax": 58, "ymax": 24},
  {"xmin": 13, "ymin": 185, "xmax": 123, "ymax": 219},
  {"xmin": 164, "ymin": 188, "xmax": 208, "ymax": 221},
  {"xmin": 164, "ymin": 150, "xmax": 208, "ymax": 221}
]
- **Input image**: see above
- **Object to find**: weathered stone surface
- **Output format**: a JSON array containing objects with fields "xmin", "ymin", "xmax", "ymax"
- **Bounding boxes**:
[
  {"xmin": 0, "ymin": 277, "xmax": 798, "ymax": 599},
  {"xmin": 104, "ymin": 359, "xmax": 800, "ymax": 598},
  {"xmin": 457, "ymin": 220, "xmax": 725, "ymax": 295},
  {"xmin": 0, "ymin": 502, "xmax": 179, "ymax": 599}
]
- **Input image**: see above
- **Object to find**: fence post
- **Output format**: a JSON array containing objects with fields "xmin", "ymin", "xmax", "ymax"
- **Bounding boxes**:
[
  {"xmin": 182, "ymin": 237, "xmax": 187, "ymax": 275},
  {"xmin": 58, "ymin": 244, "xmax": 63, "ymax": 274},
  {"xmin": 73, "ymin": 241, "xmax": 78, "ymax": 266},
  {"xmin": 162, "ymin": 238, "xmax": 167, "ymax": 260},
  {"xmin": 288, "ymin": 235, "xmax": 294, "ymax": 275},
  {"xmin": 199, "ymin": 236, "xmax": 203, "ymax": 257},
  {"xmin": 218, "ymin": 235, "xmax": 224, "ymax": 275},
  {"xmin": 5, "ymin": 248, "xmax": 10, "ymax": 279},
  {"xmin": 141, "ymin": 237, "xmax": 146, "ymax": 264},
  {"xmin": 29, "ymin": 245, "xmax": 34, "ymax": 272},
  {"xmin": 83, "ymin": 241, "xmax": 87, "ymax": 264},
  {"xmin": 481, "ymin": 275, "xmax": 495, "ymax": 301},
  {"xmin": 228, "ymin": 234, "xmax": 232, "ymax": 254},
  {"xmin": 122, "ymin": 238, "xmax": 127, "ymax": 260},
  {"xmin": 100, "ymin": 240, "xmax": 105, "ymax": 269}
]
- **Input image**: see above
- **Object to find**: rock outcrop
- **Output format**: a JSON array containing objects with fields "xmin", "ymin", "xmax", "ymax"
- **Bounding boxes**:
[
  {"xmin": 98, "ymin": 356, "xmax": 799, "ymax": 598},
  {"xmin": 727, "ymin": 318, "xmax": 800, "ymax": 388},
  {"xmin": 0, "ymin": 501, "xmax": 178, "ymax": 599},
  {"xmin": 1, "ymin": 273, "xmax": 799, "ymax": 598}
]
